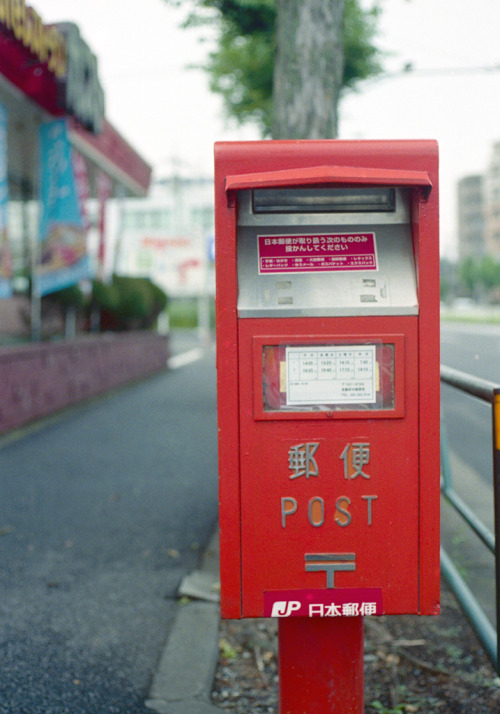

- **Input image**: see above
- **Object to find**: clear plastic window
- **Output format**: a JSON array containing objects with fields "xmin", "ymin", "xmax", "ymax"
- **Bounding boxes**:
[
  {"xmin": 253, "ymin": 187, "xmax": 396, "ymax": 214},
  {"xmin": 262, "ymin": 343, "xmax": 395, "ymax": 413}
]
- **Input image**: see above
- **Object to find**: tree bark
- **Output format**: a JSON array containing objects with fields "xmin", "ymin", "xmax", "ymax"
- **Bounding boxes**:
[{"xmin": 272, "ymin": 0, "xmax": 345, "ymax": 140}]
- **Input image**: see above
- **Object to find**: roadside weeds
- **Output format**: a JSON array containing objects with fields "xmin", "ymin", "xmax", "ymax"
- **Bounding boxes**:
[{"xmin": 212, "ymin": 580, "xmax": 500, "ymax": 713}]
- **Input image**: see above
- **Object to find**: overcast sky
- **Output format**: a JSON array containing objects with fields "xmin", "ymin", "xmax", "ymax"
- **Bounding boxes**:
[{"xmin": 32, "ymin": 0, "xmax": 500, "ymax": 258}]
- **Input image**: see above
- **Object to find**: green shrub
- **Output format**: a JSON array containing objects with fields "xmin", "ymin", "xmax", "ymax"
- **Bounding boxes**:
[
  {"xmin": 91, "ymin": 276, "xmax": 168, "ymax": 331},
  {"xmin": 45, "ymin": 284, "xmax": 85, "ymax": 310}
]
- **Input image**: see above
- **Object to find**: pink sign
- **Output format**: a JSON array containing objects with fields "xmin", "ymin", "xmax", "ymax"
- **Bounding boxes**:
[
  {"xmin": 264, "ymin": 588, "xmax": 383, "ymax": 618},
  {"xmin": 258, "ymin": 232, "xmax": 377, "ymax": 274}
]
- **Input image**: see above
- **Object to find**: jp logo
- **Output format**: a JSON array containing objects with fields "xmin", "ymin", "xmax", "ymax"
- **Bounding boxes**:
[{"xmin": 270, "ymin": 601, "xmax": 301, "ymax": 617}]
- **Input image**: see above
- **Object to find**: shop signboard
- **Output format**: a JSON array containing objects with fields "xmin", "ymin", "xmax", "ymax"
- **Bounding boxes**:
[
  {"xmin": 0, "ymin": 100, "xmax": 12, "ymax": 298},
  {"xmin": 37, "ymin": 119, "xmax": 93, "ymax": 296}
]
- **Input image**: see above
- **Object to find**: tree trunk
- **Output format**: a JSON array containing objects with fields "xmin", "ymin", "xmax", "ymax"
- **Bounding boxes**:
[{"xmin": 272, "ymin": 0, "xmax": 345, "ymax": 140}]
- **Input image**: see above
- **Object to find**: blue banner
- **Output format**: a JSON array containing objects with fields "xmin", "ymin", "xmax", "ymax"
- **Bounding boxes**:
[
  {"xmin": 0, "ymin": 101, "xmax": 12, "ymax": 298},
  {"xmin": 37, "ymin": 119, "xmax": 92, "ymax": 296}
]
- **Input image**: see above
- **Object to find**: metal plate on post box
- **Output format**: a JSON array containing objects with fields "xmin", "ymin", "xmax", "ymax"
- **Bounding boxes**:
[{"xmin": 237, "ymin": 188, "xmax": 418, "ymax": 318}]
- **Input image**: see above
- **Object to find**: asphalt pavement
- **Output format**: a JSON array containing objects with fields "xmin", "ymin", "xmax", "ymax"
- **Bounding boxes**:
[
  {"xmin": 441, "ymin": 321, "xmax": 500, "ymax": 484},
  {"xmin": 0, "ymin": 331, "xmax": 219, "ymax": 713}
]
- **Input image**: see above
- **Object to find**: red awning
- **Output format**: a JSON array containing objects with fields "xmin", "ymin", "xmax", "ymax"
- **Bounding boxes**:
[{"xmin": 69, "ymin": 118, "xmax": 152, "ymax": 196}]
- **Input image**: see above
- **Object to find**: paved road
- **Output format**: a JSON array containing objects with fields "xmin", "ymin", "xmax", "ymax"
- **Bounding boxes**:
[
  {"xmin": 0, "ymin": 336, "xmax": 218, "ymax": 713},
  {"xmin": 441, "ymin": 321, "xmax": 500, "ymax": 484},
  {"xmin": 440, "ymin": 321, "xmax": 500, "ymax": 625},
  {"xmin": 441, "ymin": 321, "xmax": 500, "ymax": 382}
]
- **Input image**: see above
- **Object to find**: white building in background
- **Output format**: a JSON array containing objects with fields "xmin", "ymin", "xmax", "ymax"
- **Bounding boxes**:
[
  {"xmin": 484, "ymin": 142, "xmax": 500, "ymax": 258},
  {"xmin": 108, "ymin": 175, "xmax": 215, "ymax": 299},
  {"xmin": 457, "ymin": 175, "xmax": 485, "ymax": 260}
]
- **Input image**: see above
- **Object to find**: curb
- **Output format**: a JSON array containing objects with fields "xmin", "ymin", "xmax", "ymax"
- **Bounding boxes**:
[{"xmin": 146, "ymin": 528, "xmax": 222, "ymax": 714}]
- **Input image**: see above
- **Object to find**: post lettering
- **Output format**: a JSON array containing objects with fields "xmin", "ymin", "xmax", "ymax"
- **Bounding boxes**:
[
  {"xmin": 281, "ymin": 494, "xmax": 377, "ymax": 528},
  {"xmin": 281, "ymin": 497, "xmax": 297, "ymax": 528},
  {"xmin": 362, "ymin": 495, "xmax": 378, "ymax": 525},
  {"xmin": 308, "ymin": 497, "xmax": 325, "ymax": 527},
  {"xmin": 335, "ymin": 496, "xmax": 352, "ymax": 527}
]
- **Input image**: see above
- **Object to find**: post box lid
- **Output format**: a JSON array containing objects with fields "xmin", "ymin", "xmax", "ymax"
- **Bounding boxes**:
[{"xmin": 225, "ymin": 164, "xmax": 433, "ymax": 197}]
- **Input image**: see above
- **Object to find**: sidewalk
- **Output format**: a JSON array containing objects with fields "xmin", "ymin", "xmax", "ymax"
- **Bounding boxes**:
[
  {"xmin": 146, "ymin": 529, "xmax": 221, "ymax": 714},
  {"xmin": 0, "ymin": 341, "xmax": 219, "ymax": 713}
]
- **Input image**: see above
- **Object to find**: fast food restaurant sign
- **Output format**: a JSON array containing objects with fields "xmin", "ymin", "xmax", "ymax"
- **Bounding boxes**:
[
  {"xmin": 0, "ymin": 0, "xmax": 105, "ymax": 133},
  {"xmin": 0, "ymin": 0, "xmax": 66, "ymax": 77}
]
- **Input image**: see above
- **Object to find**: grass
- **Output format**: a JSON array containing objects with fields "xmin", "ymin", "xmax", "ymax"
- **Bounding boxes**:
[
  {"xmin": 168, "ymin": 297, "xmax": 215, "ymax": 329},
  {"xmin": 440, "ymin": 308, "xmax": 500, "ymax": 324}
]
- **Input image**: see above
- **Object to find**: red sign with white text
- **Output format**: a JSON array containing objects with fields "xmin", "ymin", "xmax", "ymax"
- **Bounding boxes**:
[
  {"xmin": 264, "ymin": 588, "xmax": 383, "ymax": 618},
  {"xmin": 258, "ymin": 232, "xmax": 377, "ymax": 274}
]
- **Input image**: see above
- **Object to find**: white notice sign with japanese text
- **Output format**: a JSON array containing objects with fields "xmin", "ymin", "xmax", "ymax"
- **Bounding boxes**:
[{"xmin": 286, "ymin": 345, "xmax": 376, "ymax": 406}]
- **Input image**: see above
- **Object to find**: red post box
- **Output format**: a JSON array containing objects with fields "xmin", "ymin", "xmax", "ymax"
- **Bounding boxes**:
[{"xmin": 214, "ymin": 140, "xmax": 440, "ymax": 710}]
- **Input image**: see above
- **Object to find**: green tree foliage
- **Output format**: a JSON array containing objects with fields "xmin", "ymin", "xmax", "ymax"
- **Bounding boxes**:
[
  {"xmin": 91, "ymin": 276, "xmax": 168, "ymax": 331},
  {"xmin": 457, "ymin": 256, "xmax": 500, "ymax": 301},
  {"xmin": 479, "ymin": 255, "xmax": 500, "ymax": 291},
  {"xmin": 166, "ymin": 0, "xmax": 382, "ymax": 136},
  {"xmin": 342, "ymin": 0, "xmax": 382, "ymax": 90},
  {"xmin": 459, "ymin": 256, "xmax": 480, "ymax": 295}
]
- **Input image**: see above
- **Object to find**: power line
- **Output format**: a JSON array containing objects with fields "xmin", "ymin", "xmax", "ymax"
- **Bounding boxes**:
[{"xmin": 385, "ymin": 63, "xmax": 500, "ymax": 79}]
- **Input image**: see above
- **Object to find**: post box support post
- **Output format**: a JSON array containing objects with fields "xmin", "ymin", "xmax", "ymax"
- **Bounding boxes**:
[{"xmin": 278, "ymin": 616, "xmax": 364, "ymax": 713}]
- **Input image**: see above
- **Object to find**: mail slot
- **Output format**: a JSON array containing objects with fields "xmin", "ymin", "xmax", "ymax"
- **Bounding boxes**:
[{"xmin": 214, "ymin": 140, "xmax": 440, "ymax": 619}]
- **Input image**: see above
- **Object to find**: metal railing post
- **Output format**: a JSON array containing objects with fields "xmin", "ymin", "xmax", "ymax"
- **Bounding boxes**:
[
  {"xmin": 440, "ymin": 364, "xmax": 500, "ymax": 673},
  {"xmin": 440, "ymin": 407, "xmax": 453, "ymax": 492},
  {"xmin": 492, "ymin": 388, "xmax": 500, "ymax": 670}
]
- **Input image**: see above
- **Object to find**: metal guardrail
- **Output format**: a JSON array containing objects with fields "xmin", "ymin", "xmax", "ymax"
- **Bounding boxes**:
[{"xmin": 440, "ymin": 365, "xmax": 500, "ymax": 672}]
